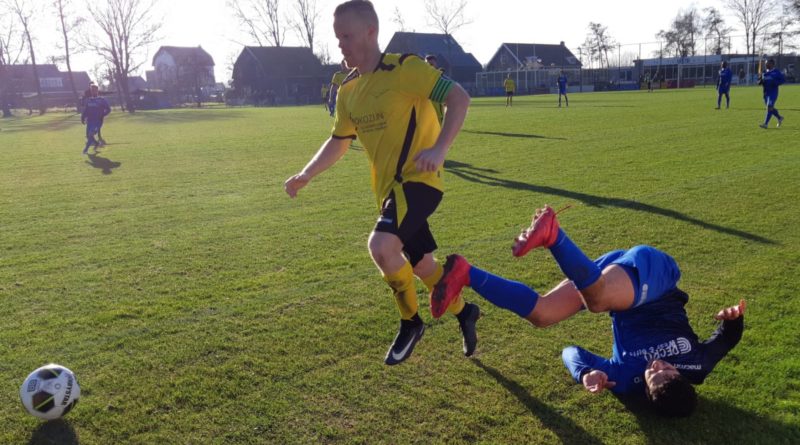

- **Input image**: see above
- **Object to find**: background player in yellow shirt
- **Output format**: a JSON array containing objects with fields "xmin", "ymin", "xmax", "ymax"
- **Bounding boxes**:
[
  {"xmin": 285, "ymin": 0, "xmax": 477, "ymax": 365},
  {"xmin": 320, "ymin": 83, "xmax": 329, "ymax": 110},
  {"xmin": 504, "ymin": 74, "xmax": 515, "ymax": 107},
  {"xmin": 328, "ymin": 60, "xmax": 349, "ymax": 116}
]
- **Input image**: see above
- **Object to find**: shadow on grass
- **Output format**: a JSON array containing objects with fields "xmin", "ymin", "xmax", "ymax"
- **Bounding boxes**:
[
  {"xmin": 28, "ymin": 418, "xmax": 79, "ymax": 445},
  {"xmin": 125, "ymin": 109, "xmax": 248, "ymax": 124},
  {"xmin": 1, "ymin": 113, "xmax": 80, "ymax": 133},
  {"xmin": 617, "ymin": 394, "xmax": 800, "ymax": 444},
  {"xmin": 86, "ymin": 154, "xmax": 121, "ymax": 175},
  {"xmin": 473, "ymin": 359, "xmax": 604, "ymax": 445},
  {"xmin": 463, "ymin": 129, "xmax": 566, "ymax": 140},
  {"xmin": 444, "ymin": 160, "xmax": 776, "ymax": 245}
]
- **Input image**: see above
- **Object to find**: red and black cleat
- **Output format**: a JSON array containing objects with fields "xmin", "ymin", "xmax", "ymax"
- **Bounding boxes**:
[
  {"xmin": 512, "ymin": 205, "xmax": 569, "ymax": 257},
  {"xmin": 430, "ymin": 254, "xmax": 471, "ymax": 319}
]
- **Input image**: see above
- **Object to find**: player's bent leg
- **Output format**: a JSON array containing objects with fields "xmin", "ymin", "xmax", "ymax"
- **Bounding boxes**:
[
  {"xmin": 524, "ymin": 279, "xmax": 585, "ymax": 327},
  {"xmin": 579, "ymin": 265, "xmax": 635, "ymax": 312}
]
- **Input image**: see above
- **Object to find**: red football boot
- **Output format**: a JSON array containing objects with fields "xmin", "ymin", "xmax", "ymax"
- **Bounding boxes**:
[
  {"xmin": 512, "ymin": 205, "xmax": 567, "ymax": 257},
  {"xmin": 430, "ymin": 254, "xmax": 471, "ymax": 319}
]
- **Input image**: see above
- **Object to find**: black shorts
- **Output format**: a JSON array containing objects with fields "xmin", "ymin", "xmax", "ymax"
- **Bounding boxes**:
[
  {"xmin": 506, "ymin": 91, "xmax": 514, "ymax": 97},
  {"xmin": 374, "ymin": 182, "xmax": 443, "ymax": 267}
]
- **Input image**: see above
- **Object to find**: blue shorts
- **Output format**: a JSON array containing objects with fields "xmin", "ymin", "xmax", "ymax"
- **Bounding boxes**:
[
  {"xmin": 559, "ymin": 88, "xmax": 567, "ymax": 95},
  {"xmin": 764, "ymin": 94, "xmax": 778, "ymax": 107},
  {"xmin": 718, "ymin": 86, "xmax": 730, "ymax": 94},
  {"xmin": 593, "ymin": 245, "xmax": 681, "ymax": 308}
]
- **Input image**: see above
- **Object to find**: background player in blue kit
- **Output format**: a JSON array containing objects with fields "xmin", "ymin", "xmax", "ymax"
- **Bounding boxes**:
[
  {"xmin": 716, "ymin": 61, "xmax": 732, "ymax": 110},
  {"xmin": 759, "ymin": 59, "xmax": 786, "ymax": 129},
  {"xmin": 80, "ymin": 84, "xmax": 111, "ymax": 155},
  {"xmin": 557, "ymin": 71, "xmax": 569, "ymax": 107},
  {"xmin": 432, "ymin": 205, "xmax": 745, "ymax": 417}
]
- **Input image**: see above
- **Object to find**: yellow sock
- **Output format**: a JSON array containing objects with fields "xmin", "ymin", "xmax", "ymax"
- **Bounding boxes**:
[
  {"xmin": 421, "ymin": 263, "xmax": 444, "ymax": 292},
  {"xmin": 383, "ymin": 261, "xmax": 418, "ymax": 320},
  {"xmin": 421, "ymin": 262, "xmax": 466, "ymax": 315}
]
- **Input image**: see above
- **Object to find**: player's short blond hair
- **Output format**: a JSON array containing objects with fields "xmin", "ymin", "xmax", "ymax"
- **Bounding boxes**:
[{"xmin": 334, "ymin": 0, "xmax": 379, "ymax": 29}]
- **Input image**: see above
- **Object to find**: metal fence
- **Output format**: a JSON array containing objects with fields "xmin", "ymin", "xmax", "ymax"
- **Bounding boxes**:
[{"xmin": 476, "ymin": 35, "xmax": 798, "ymax": 96}]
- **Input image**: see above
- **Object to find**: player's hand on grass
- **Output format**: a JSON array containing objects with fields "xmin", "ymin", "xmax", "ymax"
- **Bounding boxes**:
[
  {"xmin": 284, "ymin": 172, "xmax": 311, "ymax": 198},
  {"xmin": 714, "ymin": 299, "xmax": 746, "ymax": 321},
  {"xmin": 413, "ymin": 146, "xmax": 446, "ymax": 172},
  {"xmin": 582, "ymin": 370, "xmax": 616, "ymax": 394}
]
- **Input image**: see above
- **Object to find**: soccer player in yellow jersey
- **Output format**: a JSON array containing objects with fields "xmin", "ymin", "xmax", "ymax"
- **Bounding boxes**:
[
  {"xmin": 328, "ymin": 61, "xmax": 349, "ymax": 116},
  {"xmin": 504, "ymin": 74, "xmax": 515, "ymax": 107},
  {"xmin": 285, "ymin": 0, "xmax": 478, "ymax": 365},
  {"xmin": 321, "ymin": 83, "xmax": 329, "ymax": 110}
]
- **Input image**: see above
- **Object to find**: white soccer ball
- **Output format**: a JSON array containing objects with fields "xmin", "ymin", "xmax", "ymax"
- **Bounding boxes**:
[{"xmin": 19, "ymin": 364, "xmax": 80, "ymax": 420}]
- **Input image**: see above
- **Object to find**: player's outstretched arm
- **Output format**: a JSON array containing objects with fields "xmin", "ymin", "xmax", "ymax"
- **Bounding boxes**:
[
  {"xmin": 413, "ymin": 83, "xmax": 470, "ymax": 172},
  {"xmin": 284, "ymin": 137, "xmax": 351, "ymax": 198},
  {"xmin": 713, "ymin": 299, "xmax": 746, "ymax": 321}
]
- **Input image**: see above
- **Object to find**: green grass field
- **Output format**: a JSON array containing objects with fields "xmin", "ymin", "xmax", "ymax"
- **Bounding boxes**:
[{"xmin": 1, "ymin": 86, "xmax": 799, "ymax": 444}]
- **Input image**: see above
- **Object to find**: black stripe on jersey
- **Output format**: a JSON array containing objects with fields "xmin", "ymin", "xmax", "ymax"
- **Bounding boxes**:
[
  {"xmin": 399, "ymin": 53, "xmax": 415, "ymax": 64},
  {"xmin": 332, "ymin": 134, "xmax": 357, "ymax": 140},
  {"xmin": 375, "ymin": 53, "xmax": 396, "ymax": 72},
  {"xmin": 394, "ymin": 107, "xmax": 417, "ymax": 183}
]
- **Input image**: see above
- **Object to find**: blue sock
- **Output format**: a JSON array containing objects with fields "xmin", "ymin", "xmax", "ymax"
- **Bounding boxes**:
[
  {"xmin": 765, "ymin": 111, "xmax": 772, "ymax": 125},
  {"xmin": 773, "ymin": 109, "xmax": 782, "ymax": 120},
  {"xmin": 469, "ymin": 266, "xmax": 538, "ymax": 318},
  {"xmin": 717, "ymin": 94, "xmax": 722, "ymax": 108},
  {"xmin": 549, "ymin": 229, "xmax": 601, "ymax": 290}
]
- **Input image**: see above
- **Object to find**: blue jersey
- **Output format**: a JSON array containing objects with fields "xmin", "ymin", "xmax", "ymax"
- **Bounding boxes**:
[
  {"xmin": 557, "ymin": 75, "xmax": 568, "ymax": 91},
  {"xmin": 761, "ymin": 68, "xmax": 785, "ymax": 98},
  {"xmin": 563, "ymin": 289, "xmax": 743, "ymax": 395},
  {"xmin": 81, "ymin": 96, "xmax": 111, "ymax": 125},
  {"xmin": 718, "ymin": 68, "xmax": 732, "ymax": 91}
]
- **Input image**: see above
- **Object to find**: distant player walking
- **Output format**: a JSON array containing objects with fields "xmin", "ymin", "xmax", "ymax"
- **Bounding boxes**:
[
  {"xmin": 716, "ymin": 61, "xmax": 732, "ymax": 110},
  {"xmin": 285, "ymin": 0, "xmax": 479, "ymax": 366},
  {"xmin": 321, "ymin": 83, "xmax": 329, "ymax": 110},
  {"xmin": 503, "ymin": 74, "xmax": 515, "ymax": 107},
  {"xmin": 759, "ymin": 59, "xmax": 785, "ymax": 129},
  {"xmin": 80, "ymin": 83, "xmax": 110, "ymax": 155},
  {"xmin": 557, "ymin": 70, "xmax": 569, "ymax": 107}
]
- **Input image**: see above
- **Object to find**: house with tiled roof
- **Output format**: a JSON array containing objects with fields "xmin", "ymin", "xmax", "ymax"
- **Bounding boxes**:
[
  {"xmin": 384, "ymin": 32, "xmax": 482, "ymax": 86},
  {"xmin": 486, "ymin": 42, "xmax": 582, "ymax": 71}
]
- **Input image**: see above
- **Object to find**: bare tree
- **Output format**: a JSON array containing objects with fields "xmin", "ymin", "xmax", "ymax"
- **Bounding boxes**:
[
  {"xmin": 585, "ymin": 22, "xmax": 615, "ymax": 68},
  {"xmin": 291, "ymin": 0, "xmax": 319, "ymax": 53},
  {"xmin": 425, "ymin": 0, "xmax": 471, "ymax": 36},
  {"xmin": 5, "ymin": 0, "xmax": 45, "ymax": 114},
  {"xmin": 53, "ymin": 0, "xmax": 84, "ymax": 110},
  {"xmin": 392, "ymin": 6, "xmax": 407, "ymax": 32},
  {"xmin": 724, "ymin": 0, "xmax": 779, "ymax": 55},
  {"xmin": 229, "ymin": 0, "xmax": 285, "ymax": 47},
  {"xmin": 85, "ymin": 0, "xmax": 161, "ymax": 113},
  {"xmin": 658, "ymin": 7, "xmax": 703, "ymax": 58},
  {"xmin": 768, "ymin": 2, "xmax": 799, "ymax": 59},
  {"xmin": 704, "ymin": 7, "xmax": 733, "ymax": 55},
  {"xmin": 0, "ymin": 13, "xmax": 26, "ymax": 117}
]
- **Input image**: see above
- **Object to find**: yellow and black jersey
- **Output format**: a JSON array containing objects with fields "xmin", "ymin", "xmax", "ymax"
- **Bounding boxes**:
[
  {"xmin": 331, "ymin": 53, "xmax": 454, "ymax": 208},
  {"xmin": 330, "ymin": 70, "xmax": 349, "ymax": 87},
  {"xmin": 504, "ymin": 78, "xmax": 516, "ymax": 92}
]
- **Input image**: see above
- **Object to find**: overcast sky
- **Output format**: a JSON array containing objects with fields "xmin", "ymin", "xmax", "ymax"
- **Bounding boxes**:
[{"xmin": 24, "ymin": 0, "xmax": 777, "ymax": 83}]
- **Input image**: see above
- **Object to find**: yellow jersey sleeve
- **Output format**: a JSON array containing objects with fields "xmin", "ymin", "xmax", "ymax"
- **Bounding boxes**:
[
  {"xmin": 331, "ymin": 90, "xmax": 356, "ymax": 139},
  {"xmin": 396, "ymin": 55, "xmax": 454, "ymax": 104}
]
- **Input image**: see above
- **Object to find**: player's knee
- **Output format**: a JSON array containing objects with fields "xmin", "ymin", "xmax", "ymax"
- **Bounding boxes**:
[
  {"xmin": 582, "ymin": 297, "xmax": 609, "ymax": 313},
  {"xmin": 367, "ymin": 233, "xmax": 399, "ymax": 267}
]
